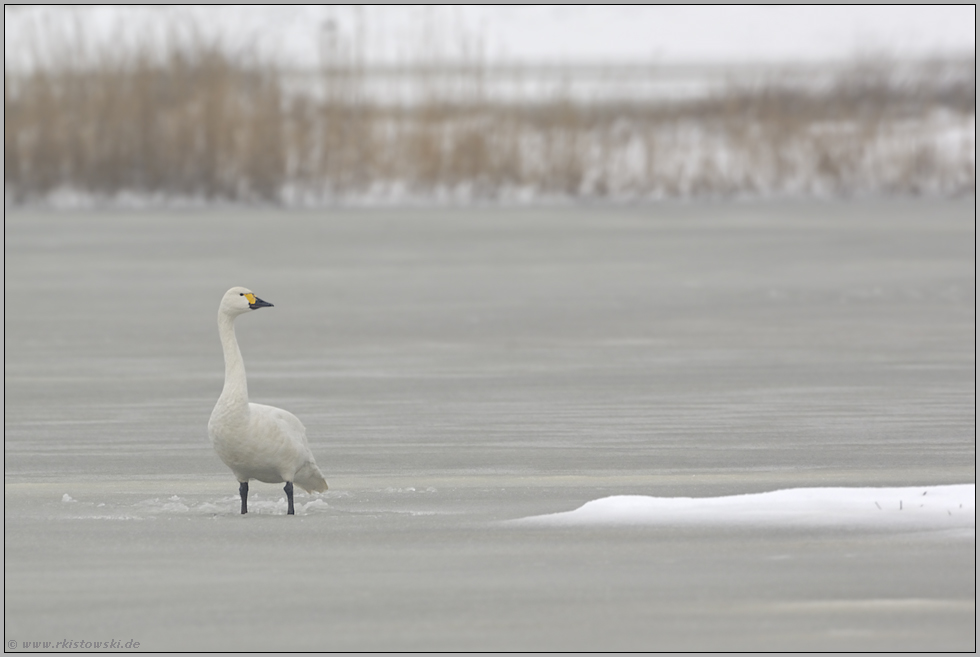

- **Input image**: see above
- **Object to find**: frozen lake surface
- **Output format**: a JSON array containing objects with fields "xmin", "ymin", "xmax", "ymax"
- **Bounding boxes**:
[{"xmin": 4, "ymin": 200, "xmax": 975, "ymax": 651}]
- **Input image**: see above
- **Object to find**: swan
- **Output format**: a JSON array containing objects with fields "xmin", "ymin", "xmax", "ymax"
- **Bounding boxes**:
[{"xmin": 208, "ymin": 286, "xmax": 328, "ymax": 515}]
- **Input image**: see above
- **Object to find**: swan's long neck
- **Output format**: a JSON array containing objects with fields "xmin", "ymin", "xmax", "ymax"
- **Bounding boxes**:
[{"xmin": 217, "ymin": 313, "xmax": 249, "ymax": 408}]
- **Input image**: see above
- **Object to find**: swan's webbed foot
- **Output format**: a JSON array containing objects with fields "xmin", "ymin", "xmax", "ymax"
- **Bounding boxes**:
[
  {"xmin": 284, "ymin": 481, "xmax": 295, "ymax": 515},
  {"xmin": 239, "ymin": 481, "xmax": 248, "ymax": 514}
]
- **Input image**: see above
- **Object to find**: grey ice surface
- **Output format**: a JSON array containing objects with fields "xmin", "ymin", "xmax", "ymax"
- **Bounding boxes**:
[{"xmin": 4, "ymin": 200, "xmax": 976, "ymax": 651}]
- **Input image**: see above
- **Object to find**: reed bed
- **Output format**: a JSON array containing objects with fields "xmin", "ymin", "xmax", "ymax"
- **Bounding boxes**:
[{"xmin": 5, "ymin": 36, "xmax": 975, "ymax": 205}]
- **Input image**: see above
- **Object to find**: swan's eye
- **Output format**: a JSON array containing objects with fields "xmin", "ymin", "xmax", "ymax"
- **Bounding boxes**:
[{"xmin": 239, "ymin": 293, "xmax": 244, "ymax": 296}]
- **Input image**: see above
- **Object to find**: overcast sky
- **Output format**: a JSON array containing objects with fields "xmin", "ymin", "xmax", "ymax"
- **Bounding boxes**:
[{"xmin": 5, "ymin": 5, "xmax": 976, "ymax": 65}]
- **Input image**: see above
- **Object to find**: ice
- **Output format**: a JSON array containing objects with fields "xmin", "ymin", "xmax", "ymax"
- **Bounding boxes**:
[
  {"xmin": 51, "ymin": 486, "xmax": 976, "ymax": 526},
  {"xmin": 6, "ymin": 203, "xmax": 975, "ymax": 651},
  {"xmin": 115, "ymin": 493, "xmax": 335, "ymax": 517},
  {"xmin": 512, "ymin": 484, "xmax": 976, "ymax": 529}
]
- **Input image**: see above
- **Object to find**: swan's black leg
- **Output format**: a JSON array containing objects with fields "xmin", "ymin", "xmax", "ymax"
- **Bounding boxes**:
[
  {"xmin": 284, "ymin": 481, "xmax": 295, "ymax": 515},
  {"xmin": 239, "ymin": 481, "xmax": 248, "ymax": 514}
]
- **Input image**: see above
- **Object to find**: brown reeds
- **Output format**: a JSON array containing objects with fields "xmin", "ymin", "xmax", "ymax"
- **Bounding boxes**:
[{"xmin": 4, "ymin": 30, "xmax": 975, "ymax": 204}]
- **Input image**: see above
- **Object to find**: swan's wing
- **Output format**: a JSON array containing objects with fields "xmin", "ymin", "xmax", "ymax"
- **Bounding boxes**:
[
  {"xmin": 249, "ymin": 403, "xmax": 327, "ymax": 492},
  {"xmin": 250, "ymin": 403, "xmax": 313, "ymax": 449}
]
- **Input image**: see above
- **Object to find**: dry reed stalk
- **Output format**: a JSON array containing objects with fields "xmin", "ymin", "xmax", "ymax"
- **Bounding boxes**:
[{"xmin": 4, "ymin": 28, "xmax": 975, "ymax": 203}]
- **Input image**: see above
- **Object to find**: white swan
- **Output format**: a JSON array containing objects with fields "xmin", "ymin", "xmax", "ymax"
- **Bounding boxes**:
[{"xmin": 208, "ymin": 287, "xmax": 328, "ymax": 515}]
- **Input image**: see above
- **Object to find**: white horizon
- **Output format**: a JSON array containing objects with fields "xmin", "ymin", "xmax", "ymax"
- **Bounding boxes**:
[{"xmin": 5, "ymin": 5, "xmax": 975, "ymax": 67}]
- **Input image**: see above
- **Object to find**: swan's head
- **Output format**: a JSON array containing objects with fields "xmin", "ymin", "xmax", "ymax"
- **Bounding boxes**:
[{"xmin": 219, "ymin": 286, "xmax": 274, "ymax": 317}]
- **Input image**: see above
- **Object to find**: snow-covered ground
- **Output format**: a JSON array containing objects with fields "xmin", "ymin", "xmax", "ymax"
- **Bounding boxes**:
[
  {"xmin": 9, "ymin": 109, "xmax": 975, "ymax": 208},
  {"xmin": 512, "ymin": 485, "xmax": 975, "ymax": 531}
]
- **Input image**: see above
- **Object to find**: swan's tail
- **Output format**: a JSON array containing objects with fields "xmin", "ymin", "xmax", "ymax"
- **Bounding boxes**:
[{"xmin": 295, "ymin": 462, "xmax": 329, "ymax": 493}]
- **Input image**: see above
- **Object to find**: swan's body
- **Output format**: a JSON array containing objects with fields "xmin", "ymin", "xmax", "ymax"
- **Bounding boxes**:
[{"xmin": 208, "ymin": 287, "xmax": 327, "ymax": 514}]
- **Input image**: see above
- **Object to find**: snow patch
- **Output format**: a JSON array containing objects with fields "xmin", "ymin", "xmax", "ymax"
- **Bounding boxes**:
[{"xmin": 510, "ymin": 484, "xmax": 975, "ymax": 529}]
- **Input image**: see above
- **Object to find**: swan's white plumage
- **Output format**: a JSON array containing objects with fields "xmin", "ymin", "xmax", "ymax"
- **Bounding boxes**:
[{"xmin": 208, "ymin": 287, "xmax": 328, "ymax": 494}]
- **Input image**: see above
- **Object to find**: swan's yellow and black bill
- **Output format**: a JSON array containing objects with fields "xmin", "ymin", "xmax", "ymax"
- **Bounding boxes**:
[{"xmin": 246, "ymin": 293, "xmax": 273, "ymax": 309}]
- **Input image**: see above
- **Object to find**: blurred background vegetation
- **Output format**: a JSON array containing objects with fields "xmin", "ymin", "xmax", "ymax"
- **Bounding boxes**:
[{"xmin": 4, "ymin": 7, "xmax": 975, "ymax": 205}]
